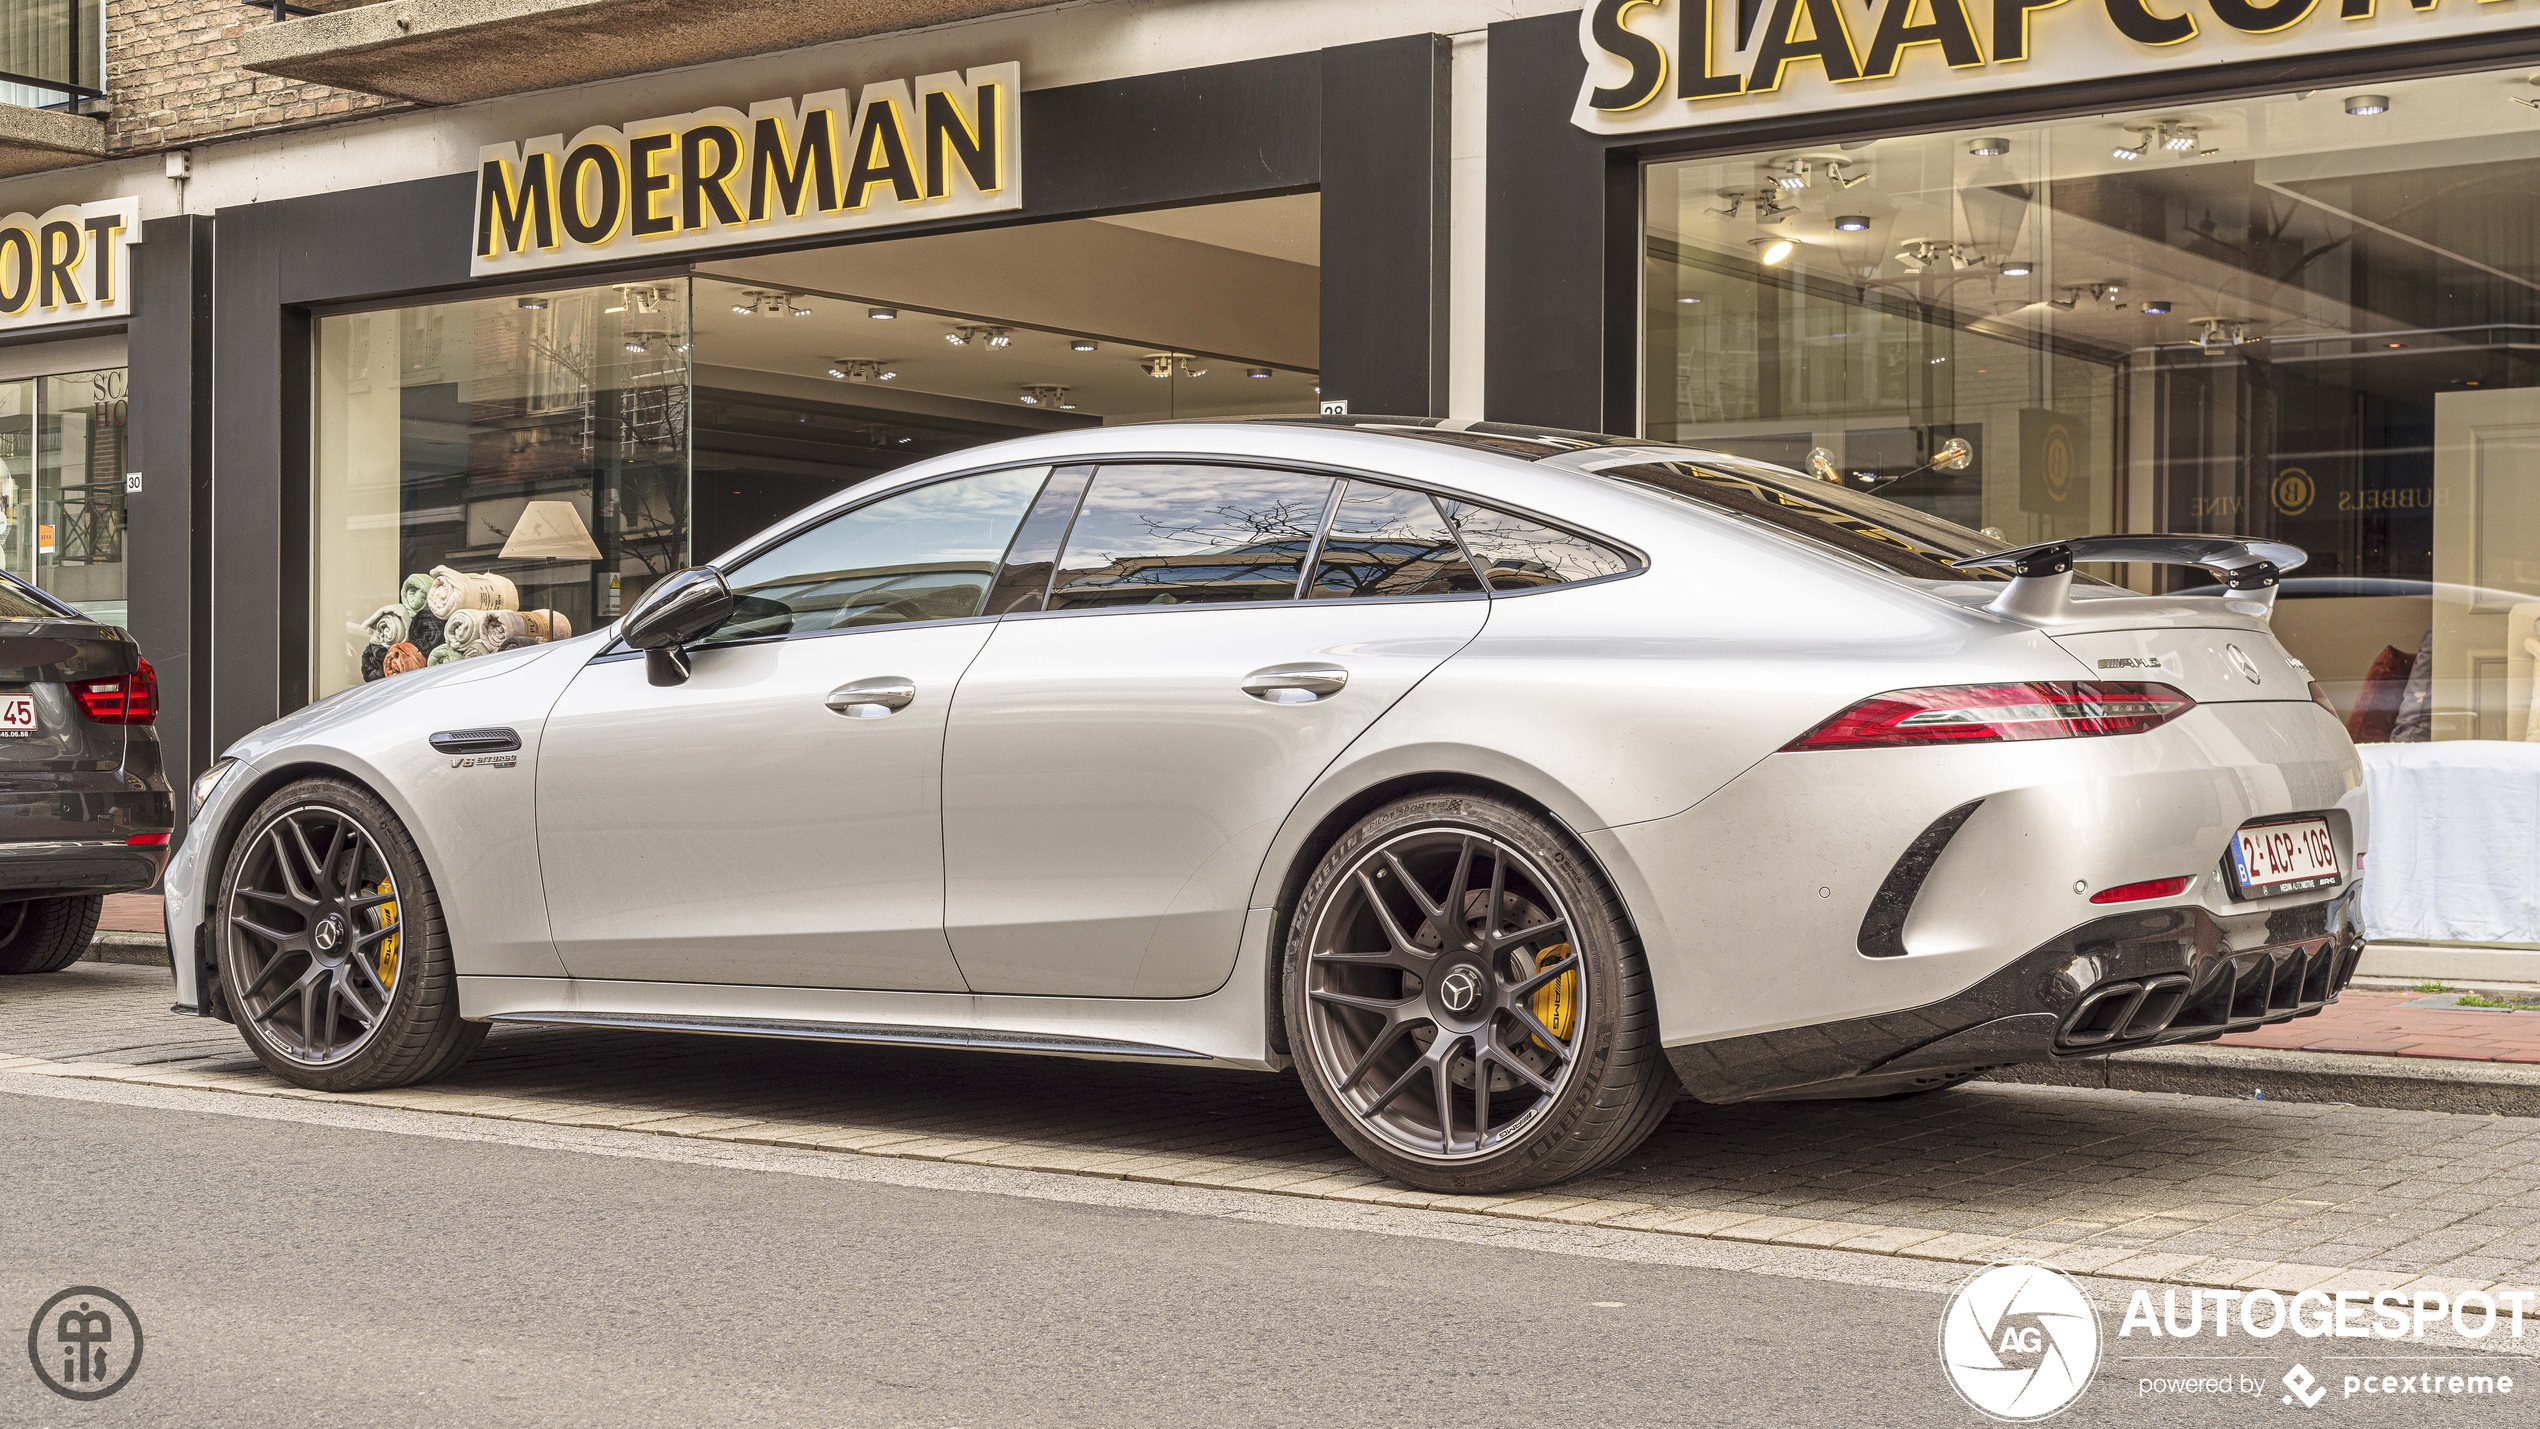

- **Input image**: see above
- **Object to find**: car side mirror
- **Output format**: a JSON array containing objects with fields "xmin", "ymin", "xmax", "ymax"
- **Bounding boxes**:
[{"xmin": 620, "ymin": 567, "xmax": 733, "ymax": 687}]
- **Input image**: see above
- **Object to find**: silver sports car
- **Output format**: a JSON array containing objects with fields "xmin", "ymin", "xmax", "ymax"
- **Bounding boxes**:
[{"xmin": 165, "ymin": 418, "xmax": 2363, "ymax": 1193}]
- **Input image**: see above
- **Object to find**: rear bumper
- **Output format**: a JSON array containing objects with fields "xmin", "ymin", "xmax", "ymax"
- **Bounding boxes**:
[
  {"xmin": 0, "ymin": 836, "xmax": 170, "ymax": 899},
  {"xmin": 1665, "ymin": 881, "xmax": 2365, "ymax": 1102}
]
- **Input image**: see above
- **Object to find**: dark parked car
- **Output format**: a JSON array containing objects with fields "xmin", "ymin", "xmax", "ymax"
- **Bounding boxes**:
[{"xmin": 0, "ymin": 570, "xmax": 174, "ymax": 974}]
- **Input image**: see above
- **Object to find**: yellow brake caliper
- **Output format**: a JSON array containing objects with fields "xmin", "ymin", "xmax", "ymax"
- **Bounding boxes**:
[
  {"xmin": 1529, "ymin": 943, "xmax": 1577, "ymax": 1051},
  {"xmin": 372, "ymin": 878, "xmax": 400, "ymax": 990}
]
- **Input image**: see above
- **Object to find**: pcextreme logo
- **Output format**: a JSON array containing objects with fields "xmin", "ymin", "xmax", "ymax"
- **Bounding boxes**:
[{"xmin": 1940, "ymin": 1262, "xmax": 2102, "ymax": 1422}]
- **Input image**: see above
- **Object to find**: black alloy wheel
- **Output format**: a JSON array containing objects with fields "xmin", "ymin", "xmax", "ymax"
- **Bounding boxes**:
[
  {"xmin": 217, "ymin": 778, "xmax": 484, "ymax": 1091},
  {"xmin": 1286, "ymin": 792, "xmax": 1679, "ymax": 1193}
]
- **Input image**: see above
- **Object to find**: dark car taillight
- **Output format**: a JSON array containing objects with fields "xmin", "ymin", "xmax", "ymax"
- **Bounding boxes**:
[
  {"xmin": 1783, "ymin": 681, "xmax": 2195, "ymax": 751},
  {"xmin": 72, "ymin": 658, "xmax": 158, "ymax": 725}
]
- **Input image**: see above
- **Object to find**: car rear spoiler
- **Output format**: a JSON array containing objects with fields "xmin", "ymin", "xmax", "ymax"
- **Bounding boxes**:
[{"xmin": 1949, "ymin": 535, "xmax": 2308, "ymax": 622}]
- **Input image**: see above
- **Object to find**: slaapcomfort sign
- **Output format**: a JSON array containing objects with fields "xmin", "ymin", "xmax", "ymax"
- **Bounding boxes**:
[
  {"xmin": 472, "ymin": 61, "xmax": 1020, "ymax": 276},
  {"xmin": 1574, "ymin": 0, "xmax": 2540, "ymax": 134}
]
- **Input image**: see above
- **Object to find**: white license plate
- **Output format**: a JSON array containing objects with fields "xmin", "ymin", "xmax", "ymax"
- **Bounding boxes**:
[
  {"xmin": 0, "ymin": 694, "xmax": 36, "ymax": 736},
  {"xmin": 2229, "ymin": 817, "xmax": 2341, "ymax": 897}
]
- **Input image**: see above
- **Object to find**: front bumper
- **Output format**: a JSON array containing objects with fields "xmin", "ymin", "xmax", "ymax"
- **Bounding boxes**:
[
  {"xmin": 1665, "ymin": 880, "xmax": 2365, "ymax": 1102},
  {"xmin": 0, "ymin": 836, "xmax": 170, "ymax": 900}
]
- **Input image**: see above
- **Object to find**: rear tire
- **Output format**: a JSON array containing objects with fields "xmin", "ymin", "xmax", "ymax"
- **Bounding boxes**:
[
  {"xmin": 215, "ymin": 777, "xmax": 485, "ymax": 1092},
  {"xmin": 1284, "ymin": 791, "xmax": 1679, "ymax": 1194},
  {"xmin": 0, "ymin": 895, "xmax": 102, "ymax": 974}
]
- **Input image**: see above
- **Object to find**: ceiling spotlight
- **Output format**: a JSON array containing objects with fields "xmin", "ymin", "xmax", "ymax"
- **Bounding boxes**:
[
  {"xmin": 2385, "ymin": 340, "xmax": 2405, "ymax": 349},
  {"xmin": 826, "ymin": 363, "xmax": 848, "ymax": 380},
  {"xmin": 2162, "ymin": 129, "xmax": 2198, "ymax": 152},
  {"xmin": 732, "ymin": 302, "xmax": 754, "ymax": 315},
  {"xmin": 1676, "ymin": 296, "xmax": 1703, "ymax": 304},
  {"xmin": 790, "ymin": 303, "xmax": 813, "ymax": 318},
  {"xmin": 517, "ymin": 296, "xmax": 549, "ymax": 311},
  {"xmin": 1999, "ymin": 259, "xmax": 2034, "ymax": 276},
  {"xmin": 2346, "ymin": 94, "xmax": 2389, "ymax": 116},
  {"xmin": 1833, "ymin": 215, "xmax": 1871, "ymax": 232},
  {"xmin": 2140, "ymin": 300, "xmax": 2172, "ymax": 315},
  {"xmin": 1824, "ymin": 159, "xmax": 1870, "ymax": 189},
  {"xmin": 868, "ymin": 306, "xmax": 898, "ymax": 320},
  {"xmin": 624, "ymin": 339, "xmax": 647, "ymax": 355},
  {"xmin": 828, "ymin": 359, "xmax": 891, "ymax": 382},
  {"xmin": 878, "ymin": 368, "xmax": 896, "ymax": 381},
  {"xmin": 1143, "ymin": 354, "xmax": 1174, "ymax": 379},
  {"xmin": 2113, "ymin": 142, "xmax": 2145, "ymax": 161},
  {"xmin": 1020, "ymin": 384, "xmax": 1069, "ymax": 407},
  {"xmin": 1181, "ymin": 358, "xmax": 1207, "ymax": 377},
  {"xmin": 1773, "ymin": 172, "xmax": 1806, "ymax": 192},
  {"xmin": 1070, "ymin": 339, "xmax": 1098, "ymax": 352},
  {"xmin": 1752, "ymin": 237, "xmax": 1794, "ymax": 266},
  {"xmin": 1247, "ymin": 367, "xmax": 1272, "ymax": 379},
  {"xmin": 1968, "ymin": 136, "xmax": 2011, "ymax": 156},
  {"xmin": 986, "ymin": 328, "xmax": 1012, "ymax": 348},
  {"xmin": 948, "ymin": 325, "xmax": 1011, "ymax": 348}
]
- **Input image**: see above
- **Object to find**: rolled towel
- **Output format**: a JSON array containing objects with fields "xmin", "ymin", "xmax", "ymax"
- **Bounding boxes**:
[
  {"xmin": 382, "ymin": 642, "xmax": 425, "ymax": 675},
  {"xmin": 408, "ymin": 613, "xmax": 446, "ymax": 656},
  {"xmin": 361, "ymin": 602, "xmax": 409, "ymax": 648},
  {"xmin": 427, "ymin": 644, "xmax": 463, "ymax": 666},
  {"xmin": 425, "ymin": 565, "xmax": 519, "ymax": 619},
  {"xmin": 519, "ymin": 609, "xmax": 572, "ymax": 641},
  {"xmin": 361, "ymin": 644, "xmax": 387, "ymax": 682},
  {"xmin": 399, "ymin": 573, "xmax": 433, "ymax": 614},
  {"xmin": 442, "ymin": 607, "xmax": 492, "ymax": 657}
]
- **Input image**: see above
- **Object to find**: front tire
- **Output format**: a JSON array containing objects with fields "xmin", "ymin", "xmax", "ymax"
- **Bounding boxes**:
[
  {"xmin": 0, "ymin": 895, "xmax": 102, "ymax": 974},
  {"xmin": 1283, "ymin": 792, "xmax": 1679, "ymax": 1194},
  {"xmin": 215, "ymin": 777, "xmax": 484, "ymax": 1091}
]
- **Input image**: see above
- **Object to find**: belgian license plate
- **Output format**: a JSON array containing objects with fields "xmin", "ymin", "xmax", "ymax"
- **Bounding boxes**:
[
  {"xmin": 0, "ymin": 694, "xmax": 35, "ymax": 736},
  {"xmin": 2229, "ymin": 817, "xmax": 2341, "ymax": 897}
]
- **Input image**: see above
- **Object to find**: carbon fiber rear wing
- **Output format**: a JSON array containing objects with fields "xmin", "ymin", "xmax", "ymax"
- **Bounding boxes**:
[{"xmin": 1949, "ymin": 535, "xmax": 2308, "ymax": 621}]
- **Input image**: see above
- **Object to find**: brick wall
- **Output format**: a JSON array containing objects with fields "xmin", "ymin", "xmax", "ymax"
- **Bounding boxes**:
[{"xmin": 103, "ymin": 0, "xmax": 406, "ymax": 152}]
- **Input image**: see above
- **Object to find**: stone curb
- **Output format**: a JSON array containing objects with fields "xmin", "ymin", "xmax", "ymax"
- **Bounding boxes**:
[
  {"xmin": 8, "ymin": 1053, "xmax": 2530, "ymax": 1305},
  {"xmin": 82, "ymin": 931, "xmax": 171, "ymax": 968},
  {"xmin": 1983, "ymin": 1043, "xmax": 2540, "ymax": 1116}
]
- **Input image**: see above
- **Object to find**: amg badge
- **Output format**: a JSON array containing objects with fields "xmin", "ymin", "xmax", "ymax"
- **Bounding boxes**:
[{"xmin": 449, "ymin": 754, "xmax": 517, "ymax": 770}]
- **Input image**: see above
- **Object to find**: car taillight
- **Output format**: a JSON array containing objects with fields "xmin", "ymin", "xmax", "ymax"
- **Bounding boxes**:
[
  {"xmin": 1783, "ymin": 681, "xmax": 2195, "ymax": 751},
  {"xmin": 2089, "ymin": 875, "xmax": 2193, "ymax": 905},
  {"xmin": 125, "ymin": 832, "xmax": 169, "ymax": 847},
  {"xmin": 72, "ymin": 658, "xmax": 158, "ymax": 725}
]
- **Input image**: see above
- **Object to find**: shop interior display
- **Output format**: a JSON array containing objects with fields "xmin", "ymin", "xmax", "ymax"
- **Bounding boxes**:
[{"xmin": 355, "ymin": 563, "xmax": 573, "ymax": 681}]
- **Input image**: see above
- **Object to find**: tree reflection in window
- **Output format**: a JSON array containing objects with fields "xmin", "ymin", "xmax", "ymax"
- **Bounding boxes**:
[
  {"xmin": 1438, "ymin": 500, "xmax": 1635, "ymax": 591},
  {"xmin": 1047, "ymin": 464, "xmax": 1334, "ymax": 609},
  {"xmin": 1307, "ymin": 482, "xmax": 1485, "ymax": 599}
]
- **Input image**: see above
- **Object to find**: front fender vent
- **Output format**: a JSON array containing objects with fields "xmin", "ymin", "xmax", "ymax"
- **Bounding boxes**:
[{"xmin": 1858, "ymin": 800, "xmax": 1983, "ymax": 959}]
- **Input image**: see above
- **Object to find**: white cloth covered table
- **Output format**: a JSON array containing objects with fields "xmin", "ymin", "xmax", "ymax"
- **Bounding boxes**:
[{"xmin": 2359, "ymin": 741, "xmax": 2540, "ymax": 944}]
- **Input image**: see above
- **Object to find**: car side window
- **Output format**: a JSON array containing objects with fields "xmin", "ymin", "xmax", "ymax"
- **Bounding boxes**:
[
  {"xmin": 699, "ymin": 467, "xmax": 1047, "ymax": 645},
  {"xmin": 1306, "ymin": 481, "xmax": 1485, "ymax": 599},
  {"xmin": 1438, "ymin": 499, "xmax": 1636, "ymax": 592},
  {"xmin": 1045, "ymin": 464, "xmax": 1333, "ymax": 611}
]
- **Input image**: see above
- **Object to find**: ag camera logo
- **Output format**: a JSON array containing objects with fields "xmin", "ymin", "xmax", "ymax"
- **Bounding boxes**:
[{"xmin": 1940, "ymin": 1262, "xmax": 2102, "ymax": 1422}]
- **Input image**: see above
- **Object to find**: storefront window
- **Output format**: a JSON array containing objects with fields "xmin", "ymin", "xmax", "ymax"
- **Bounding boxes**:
[
  {"xmin": 0, "ymin": 366, "xmax": 126, "ymax": 626},
  {"xmin": 1644, "ymin": 68, "xmax": 2540, "ymax": 744},
  {"xmin": 313, "ymin": 281, "xmax": 693, "ymax": 697}
]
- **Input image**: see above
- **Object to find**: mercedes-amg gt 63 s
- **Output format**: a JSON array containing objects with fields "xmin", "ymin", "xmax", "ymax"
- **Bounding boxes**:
[{"xmin": 165, "ymin": 418, "xmax": 2363, "ymax": 1192}]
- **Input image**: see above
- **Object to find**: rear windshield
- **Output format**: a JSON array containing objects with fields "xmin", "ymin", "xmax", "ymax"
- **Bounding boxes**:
[
  {"xmin": 0, "ymin": 576, "xmax": 67, "ymax": 620},
  {"xmin": 1593, "ymin": 457, "xmax": 2012, "ymax": 583}
]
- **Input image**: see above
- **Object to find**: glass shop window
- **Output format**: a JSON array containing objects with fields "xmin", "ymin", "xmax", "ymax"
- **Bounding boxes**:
[
  {"xmin": 313, "ymin": 282, "xmax": 693, "ymax": 697},
  {"xmin": 1642, "ymin": 70, "xmax": 2540, "ymax": 746},
  {"xmin": 0, "ymin": 367, "xmax": 128, "ymax": 628}
]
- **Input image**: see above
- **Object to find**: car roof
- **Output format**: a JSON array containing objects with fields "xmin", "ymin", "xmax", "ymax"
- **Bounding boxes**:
[{"xmin": 1212, "ymin": 414, "xmax": 1668, "ymax": 463}]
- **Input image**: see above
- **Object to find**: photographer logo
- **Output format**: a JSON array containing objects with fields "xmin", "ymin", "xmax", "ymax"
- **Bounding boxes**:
[
  {"xmin": 26, "ymin": 1285, "xmax": 143, "ymax": 1401},
  {"xmin": 1940, "ymin": 1262, "xmax": 2101, "ymax": 1422}
]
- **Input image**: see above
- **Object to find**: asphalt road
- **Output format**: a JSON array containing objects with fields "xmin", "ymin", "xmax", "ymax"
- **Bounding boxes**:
[{"xmin": 0, "ymin": 1087, "xmax": 2523, "ymax": 1428}]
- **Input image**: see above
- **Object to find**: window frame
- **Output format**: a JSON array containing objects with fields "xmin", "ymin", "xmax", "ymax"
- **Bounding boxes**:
[{"xmin": 994, "ymin": 455, "xmax": 1645, "ymax": 625}]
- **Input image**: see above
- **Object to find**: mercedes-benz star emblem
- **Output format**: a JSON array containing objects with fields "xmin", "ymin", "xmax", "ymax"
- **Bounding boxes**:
[
  {"xmin": 2225, "ymin": 643, "xmax": 2264, "ymax": 686},
  {"xmin": 313, "ymin": 915, "xmax": 343, "ymax": 952},
  {"xmin": 1437, "ymin": 966, "xmax": 1483, "ymax": 1014}
]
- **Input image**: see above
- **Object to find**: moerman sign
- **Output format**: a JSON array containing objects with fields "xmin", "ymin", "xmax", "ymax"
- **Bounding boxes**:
[
  {"xmin": 1573, "ymin": 0, "xmax": 2539, "ymax": 134},
  {"xmin": 473, "ymin": 61, "xmax": 1020, "ymax": 276}
]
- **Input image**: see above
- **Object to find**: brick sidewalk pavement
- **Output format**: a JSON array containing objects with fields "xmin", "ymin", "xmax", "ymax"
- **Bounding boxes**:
[
  {"xmin": 2221, "ymin": 990, "xmax": 2540, "ymax": 1063},
  {"xmin": 12, "ymin": 960, "xmax": 2540, "ymax": 1302}
]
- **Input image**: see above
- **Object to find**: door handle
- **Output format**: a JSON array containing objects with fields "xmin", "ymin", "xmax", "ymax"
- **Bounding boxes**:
[
  {"xmin": 825, "ymin": 677, "xmax": 917, "ymax": 719},
  {"xmin": 1241, "ymin": 664, "xmax": 1348, "ymax": 704}
]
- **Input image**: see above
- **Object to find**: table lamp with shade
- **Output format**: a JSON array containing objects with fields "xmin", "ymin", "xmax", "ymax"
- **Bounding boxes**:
[{"xmin": 500, "ymin": 498, "xmax": 601, "ymax": 635}]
